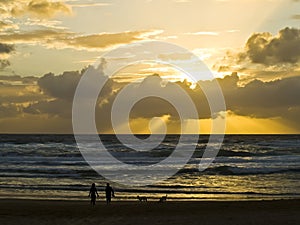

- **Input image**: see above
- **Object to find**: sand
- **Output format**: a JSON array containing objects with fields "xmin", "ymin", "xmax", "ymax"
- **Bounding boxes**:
[{"xmin": 0, "ymin": 199, "xmax": 299, "ymax": 225}]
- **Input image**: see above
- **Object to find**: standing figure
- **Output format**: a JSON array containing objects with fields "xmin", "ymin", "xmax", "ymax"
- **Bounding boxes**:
[
  {"xmin": 89, "ymin": 183, "xmax": 99, "ymax": 206},
  {"xmin": 105, "ymin": 183, "xmax": 115, "ymax": 204}
]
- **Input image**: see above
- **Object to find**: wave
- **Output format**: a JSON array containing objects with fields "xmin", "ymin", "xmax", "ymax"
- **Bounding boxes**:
[
  {"xmin": 0, "ymin": 167, "xmax": 98, "ymax": 178},
  {"xmin": 0, "ymin": 151, "xmax": 82, "ymax": 157},
  {"xmin": 216, "ymin": 150, "xmax": 254, "ymax": 157},
  {"xmin": 176, "ymin": 165, "xmax": 300, "ymax": 176}
]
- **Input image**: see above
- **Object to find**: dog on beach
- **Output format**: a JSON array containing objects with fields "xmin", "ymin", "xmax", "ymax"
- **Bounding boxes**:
[
  {"xmin": 137, "ymin": 195, "xmax": 148, "ymax": 202},
  {"xmin": 159, "ymin": 195, "xmax": 167, "ymax": 203}
]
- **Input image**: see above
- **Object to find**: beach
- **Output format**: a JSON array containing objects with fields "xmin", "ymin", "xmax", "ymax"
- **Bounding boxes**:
[{"xmin": 1, "ymin": 199, "xmax": 299, "ymax": 225}]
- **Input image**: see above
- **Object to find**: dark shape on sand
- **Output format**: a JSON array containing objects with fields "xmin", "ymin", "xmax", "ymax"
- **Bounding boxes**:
[
  {"xmin": 89, "ymin": 183, "xmax": 99, "ymax": 206},
  {"xmin": 137, "ymin": 195, "xmax": 148, "ymax": 202},
  {"xmin": 159, "ymin": 195, "xmax": 167, "ymax": 203}
]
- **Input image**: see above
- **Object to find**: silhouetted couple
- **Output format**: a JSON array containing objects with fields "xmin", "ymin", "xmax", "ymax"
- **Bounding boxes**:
[{"xmin": 89, "ymin": 183, "xmax": 114, "ymax": 206}]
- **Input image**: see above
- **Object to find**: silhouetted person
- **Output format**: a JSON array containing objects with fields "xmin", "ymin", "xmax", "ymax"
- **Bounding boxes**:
[
  {"xmin": 105, "ymin": 183, "xmax": 114, "ymax": 204},
  {"xmin": 89, "ymin": 183, "xmax": 99, "ymax": 206}
]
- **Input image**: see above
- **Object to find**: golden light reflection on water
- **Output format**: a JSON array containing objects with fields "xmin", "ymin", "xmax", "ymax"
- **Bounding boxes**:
[
  {"xmin": 0, "ymin": 172, "xmax": 298, "ymax": 201},
  {"xmin": 159, "ymin": 173, "xmax": 299, "ymax": 201}
]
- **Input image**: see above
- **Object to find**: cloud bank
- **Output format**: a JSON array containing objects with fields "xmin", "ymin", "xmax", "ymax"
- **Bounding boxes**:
[
  {"xmin": 1, "ymin": 66, "xmax": 300, "ymax": 133},
  {"xmin": 241, "ymin": 27, "xmax": 300, "ymax": 65},
  {"xmin": 1, "ymin": 26, "xmax": 300, "ymax": 133}
]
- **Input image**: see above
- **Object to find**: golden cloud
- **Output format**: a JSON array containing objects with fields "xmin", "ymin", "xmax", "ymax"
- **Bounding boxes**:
[
  {"xmin": 0, "ymin": 0, "xmax": 71, "ymax": 19},
  {"xmin": 0, "ymin": 21, "xmax": 18, "ymax": 31},
  {"xmin": 64, "ymin": 31, "xmax": 148, "ymax": 50},
  {"xmin": 0, "ymin": 29, "xmax": 72, "ymax": 44},
  {"xmin": 0, "ymin": 29, "xmax": 161, "ymax": 50}
]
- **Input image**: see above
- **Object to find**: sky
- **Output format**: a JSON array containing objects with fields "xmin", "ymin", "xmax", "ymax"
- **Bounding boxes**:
[{"xmin": 0, "ymin": 0, "xmax": 300, "ymax": 134}]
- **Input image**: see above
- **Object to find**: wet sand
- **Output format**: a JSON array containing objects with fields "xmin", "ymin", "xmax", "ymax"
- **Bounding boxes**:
[{"xmin": 0, "ymin": 199, "xmax": 299, "ymax": 225}]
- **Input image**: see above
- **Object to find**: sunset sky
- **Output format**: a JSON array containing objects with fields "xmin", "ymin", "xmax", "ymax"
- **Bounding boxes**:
[{"xmin": 0, "ymin": 0, "xmax": 300, "ymax": 134}]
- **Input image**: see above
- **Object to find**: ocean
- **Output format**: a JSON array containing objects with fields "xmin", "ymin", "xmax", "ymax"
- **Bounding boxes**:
[{"xmin": 0, "ymin": 134, "xmax": 299, "ymax": 201}]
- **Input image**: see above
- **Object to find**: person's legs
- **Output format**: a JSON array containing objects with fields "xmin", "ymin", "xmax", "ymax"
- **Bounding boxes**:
[
  {"xmin": 106, "ymin": 196, "xmax": 111, "ymax": 204},
  {"xmin": 91, "ymin": 196, "xmax": 96, "ymax": 206}
]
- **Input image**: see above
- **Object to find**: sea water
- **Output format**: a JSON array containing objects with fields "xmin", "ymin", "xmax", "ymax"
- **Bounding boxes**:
[{"xmin": 0, "ymin": 134, "xmax": 299, "ymax": 201}]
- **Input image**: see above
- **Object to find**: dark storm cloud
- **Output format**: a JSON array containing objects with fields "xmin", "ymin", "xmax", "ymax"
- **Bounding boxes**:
[
  {"xmin": 0, "ymin": 43, "xmax": 14, "ymax": 54},
  {"xmin": 221, "ymin": 73, "xmax": 300, "ymax": 112},
  {"xmin": 241, "ymin": 27, "xmax": 300, "ymax": 65},
  {"xmin": 23, "ymin": 69, "xmax": 84, "ymax": 119},
  {"xmin": 37, "ymin": 70, "xmax": 82, "ymax": 100},
  {"xmin": 25, "ymin": 64, "xmax": 114, "ymax": 121},
  {"xmin": 0, "ymin": 43, "xmax": 15, "ymax": 69},
  {"xmin": 94, "ymin": 72, "xmax": 300, "ymax": 130},
  {"xmin": 31, "ymin": 69, "xmax": 300, "ymax": 131},
  {"xmin": 37, "ymin": 65, "xmax": 113, "ymax": 100},
  {"xmin": 218, "ymin": 73, "xmax": 300, "ymax": 129},
  {"xmin": 94, "ymin": 73, "xmax": 220, "ymax": 128},
  {"xmin": 2, "ymin": 65, "xmax": 300, "ymax": 132}
]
